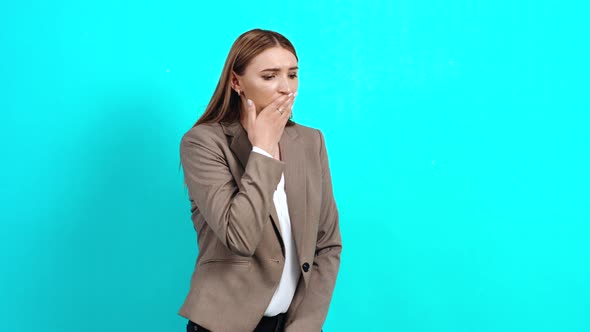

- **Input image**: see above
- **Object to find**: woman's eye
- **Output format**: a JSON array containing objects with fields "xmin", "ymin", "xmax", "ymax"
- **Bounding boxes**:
[
  {"xmin": 289, "ymin": 73, "xmax": 298, "ymax": 79},
  {"xmin": 262, "ymin": 75, "xmax": 274, "ymax": 80}
]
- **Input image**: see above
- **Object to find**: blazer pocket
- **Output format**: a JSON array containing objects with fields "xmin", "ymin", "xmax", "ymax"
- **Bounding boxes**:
[{"xmin": 198, "ymin": 258, "xmax": 250, "ymax": 266}]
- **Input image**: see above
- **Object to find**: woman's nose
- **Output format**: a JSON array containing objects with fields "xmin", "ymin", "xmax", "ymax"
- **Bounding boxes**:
[{"xmin": 278, "ymin": 76, "xmax": 291, "ymax": 94}]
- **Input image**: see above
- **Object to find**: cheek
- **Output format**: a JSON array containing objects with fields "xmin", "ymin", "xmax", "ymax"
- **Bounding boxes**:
[{"xmin": 248, "ymin": 82, "xmax": 276, "ymax": 106}]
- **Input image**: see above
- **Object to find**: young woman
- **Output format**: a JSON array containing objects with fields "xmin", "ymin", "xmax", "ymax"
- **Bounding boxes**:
[{"xmin": 179, "ymin": 28, "xmax": 342, "ymax": 332}]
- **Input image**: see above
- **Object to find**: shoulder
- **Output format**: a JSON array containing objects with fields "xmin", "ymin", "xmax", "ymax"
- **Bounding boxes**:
[
  {"xmin": 179, "ymin": 123, "xmax": 229, "ymax": 158},
  {"xmin": 290, "ymin": 122, "xmax": 326, "ymax": 150},
  {"xmin": 290, "ymin": 122, "xmax": 322, "ymax": 140},
  {"xmin": 181, "ymin": 122, "xmax": 226, "ymax": 146},
  {"xmin": 182, "ymin": 122, "xmax": 224, "ymax": 141}
]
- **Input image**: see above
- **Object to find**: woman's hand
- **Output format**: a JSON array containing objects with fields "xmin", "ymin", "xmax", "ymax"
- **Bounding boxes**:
[{"xmin": 241, "ymin": 93, "xmax": 294, "ymax": 157}]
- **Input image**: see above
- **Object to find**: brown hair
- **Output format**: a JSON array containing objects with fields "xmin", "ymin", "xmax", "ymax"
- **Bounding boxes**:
[{"xmin": 193, "ymin": 29, "xmax": 298, "ymax": 127}]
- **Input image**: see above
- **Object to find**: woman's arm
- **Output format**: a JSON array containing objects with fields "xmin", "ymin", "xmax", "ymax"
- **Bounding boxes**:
[{"xmin": 180, "ymin": 125, "xmax": 284, "ymax": 256}]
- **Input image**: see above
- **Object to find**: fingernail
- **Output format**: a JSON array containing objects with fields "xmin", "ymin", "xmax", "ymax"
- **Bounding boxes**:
[
  {"xmin": 294, "ymin": 91, "xmax": 298, "ymax": 97},
  {"xmin": 247, "ymin": 99, "xmax": 253, "ymax": 106}
]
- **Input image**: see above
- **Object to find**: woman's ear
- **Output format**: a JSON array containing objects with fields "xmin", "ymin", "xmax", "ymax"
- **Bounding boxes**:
[{"xmin": 230, "ymin": 71, "xmax": 242, "ymax": 92}]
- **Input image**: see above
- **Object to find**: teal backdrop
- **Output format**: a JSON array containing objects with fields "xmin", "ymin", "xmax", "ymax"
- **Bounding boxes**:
[{"xmin": 1, "ymin": 1, "xmax": 589, "ymax": 331}]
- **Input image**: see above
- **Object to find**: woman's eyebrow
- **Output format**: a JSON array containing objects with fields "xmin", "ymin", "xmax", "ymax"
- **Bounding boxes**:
[{"xmin": 260, "ymin": 66, "xmax": 299, "ymax": 72}]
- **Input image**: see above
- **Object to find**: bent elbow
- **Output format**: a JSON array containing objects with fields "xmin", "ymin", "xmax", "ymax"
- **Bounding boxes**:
[
  {"xmin": 228, "ymin": 244, "xmax": 257, "ymax": 257},
  {"xmin": 224, "ymin": 208, "xmax": 263, "ymax": 257},
  {"xmin": 225, "ymin": 227, "xmax": 259, "ymax": 257}
]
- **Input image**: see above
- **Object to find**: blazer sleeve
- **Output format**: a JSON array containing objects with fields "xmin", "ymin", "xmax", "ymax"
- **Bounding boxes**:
[
  {"xmin": 285, "ymin": 129, "xmax": 343, "ymax": 331},
  {"xmin": 180, "ymin": 126, "xmax": 284, "ymax": 256}
]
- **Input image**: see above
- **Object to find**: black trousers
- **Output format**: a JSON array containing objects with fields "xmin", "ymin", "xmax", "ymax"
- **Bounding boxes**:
[{"xmin": 187, "ymin": 313, "xmax": 286, "ymax": 332}]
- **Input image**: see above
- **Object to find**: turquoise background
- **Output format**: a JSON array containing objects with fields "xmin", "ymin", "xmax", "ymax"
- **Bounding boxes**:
[{"xmin": 1, "ymin": 1, "xmax": 589, "ymax": 331}]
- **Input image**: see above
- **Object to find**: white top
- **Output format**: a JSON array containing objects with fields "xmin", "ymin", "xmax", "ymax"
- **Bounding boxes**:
[{"xmin": 252, "ymin": 146, "xmax": 301, "ymax": 316}]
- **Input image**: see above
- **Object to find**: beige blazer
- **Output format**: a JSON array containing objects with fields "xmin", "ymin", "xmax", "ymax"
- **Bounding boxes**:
[{"xmin": 178, "ymin": 121, "xmax": 342, "ymax": 332}]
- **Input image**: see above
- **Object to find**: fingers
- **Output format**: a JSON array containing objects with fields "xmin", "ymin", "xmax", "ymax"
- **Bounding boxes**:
[
  {"xmin": 276, "ymin": 93, "xmax": 294, "ymax": 115},
  {"xmin": 245, "ymin": 93, "xmax": 295, "ymax": 151},
  {"xmin": 261, "ymin": 93, "xmax": 293, "ymax": 116},
  {"xmin": 279, "ymin": 95, "xmax": 295, "ymax": 121},
  {"xmin": 244, "ymin": 98, "xmax": 257, "ymax": 126}
]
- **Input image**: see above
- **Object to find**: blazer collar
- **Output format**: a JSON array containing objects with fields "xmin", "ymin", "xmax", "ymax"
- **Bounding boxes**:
[
  {"xmin": 221, "ymin": 121, "xmax": 301, "ymax": 169},
  {"xmin": 221, "ymin": 121, "xmax": 251, "ymax": 171},
  {"xmin": 221, "ymin": 121, "xmax": 307, "ymax": 261}
]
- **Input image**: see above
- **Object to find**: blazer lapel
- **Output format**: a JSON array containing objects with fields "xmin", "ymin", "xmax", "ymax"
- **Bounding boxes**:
[
  {"xmin": 226, "ymin": 122, "xmax": 252, "ymax": 171},
  {"xmin": 280, "ymin": 126, "xmax": 307, "ymax": 263},
  {"xmin": 222, "ymin": 121, "xmax": 284, "ymax": 246}
]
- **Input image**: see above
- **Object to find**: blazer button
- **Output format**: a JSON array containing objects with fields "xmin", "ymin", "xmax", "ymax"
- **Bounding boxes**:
[{"xmin": 302, "ymin": 262, "xmax": 310, "ymax": 272}]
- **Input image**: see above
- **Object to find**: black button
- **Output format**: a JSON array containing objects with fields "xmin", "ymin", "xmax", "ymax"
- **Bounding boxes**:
[{"xmin": 302, "ymin": 262, "xmax": 310, "ymax": 272}]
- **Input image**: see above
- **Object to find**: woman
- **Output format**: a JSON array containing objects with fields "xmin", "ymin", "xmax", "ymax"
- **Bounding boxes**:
[{"xmin": 179, "ymin": 29, "xmax": 342, "ymax": 332}]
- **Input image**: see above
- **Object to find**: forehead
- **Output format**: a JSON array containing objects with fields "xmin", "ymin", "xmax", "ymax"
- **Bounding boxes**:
[{"xmin": 246, "ymin": 47, "xmax": 298, "ymax": 72}]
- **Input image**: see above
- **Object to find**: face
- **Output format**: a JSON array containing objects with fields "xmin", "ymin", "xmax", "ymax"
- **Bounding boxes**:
[{"xmin": 232, "ymin": 46, "xmax": 299, "ymax": 113}]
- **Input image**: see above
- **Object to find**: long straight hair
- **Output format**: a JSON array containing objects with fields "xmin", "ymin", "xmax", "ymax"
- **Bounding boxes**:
[{"xmin": 194, "ymin": 29, "xmax": 297, "ymax": 127}]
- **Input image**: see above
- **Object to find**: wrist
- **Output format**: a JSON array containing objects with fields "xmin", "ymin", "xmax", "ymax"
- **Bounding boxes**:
[
  {"xmin": 252, "ymin": 146, "xmax": 273, "ymax": 158},
  {"xmin": 255, "ymin": 144, "xmax": 274, "ymax": 156}
]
